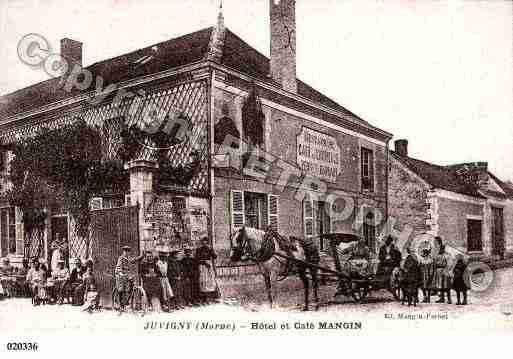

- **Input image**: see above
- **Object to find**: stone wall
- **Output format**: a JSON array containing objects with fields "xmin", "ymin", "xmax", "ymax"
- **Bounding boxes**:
[
  {"xmin": 388, "ymin": 156, "xmax": 430, "ymax": 241},
  {"xmin": 436, "ymin": 196, "xmax": 484, "ymax": 253}
]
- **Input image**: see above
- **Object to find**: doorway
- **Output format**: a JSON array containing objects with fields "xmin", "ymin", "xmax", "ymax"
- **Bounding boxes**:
[
  {"xmin": 49, "ymin": 216, "xmax": 69, "ymax": 268},
  {"xmin": 315, "ymin": 201, "xmax": 331, "ymax": 251}
]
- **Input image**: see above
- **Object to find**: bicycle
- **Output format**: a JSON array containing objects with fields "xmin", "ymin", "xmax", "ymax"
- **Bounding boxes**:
[{"xmin": 112, "ymin": 276, "xmax": 149, "ymax": 314}]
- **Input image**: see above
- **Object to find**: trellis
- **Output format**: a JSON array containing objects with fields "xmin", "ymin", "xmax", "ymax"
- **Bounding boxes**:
[{"xmin": 0, "ymin": 78, "xmax": 210, "ymax": 260}]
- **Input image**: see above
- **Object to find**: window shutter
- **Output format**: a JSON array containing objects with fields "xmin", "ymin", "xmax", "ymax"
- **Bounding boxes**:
[
  {"xmin": 268, "ymin": 195, "xmax": 279, "ymax": 231},
  {"xmin": 15, "ymin": 207, "xmax": 24, "ymax": 256},
  {"xmin": 303, "ymin": 196, "xmax": 314, "ymax": 237},
  {"xmin": 230, "ymin": 190, "xmax": 245, "ymax": 229},
  {"xmin": 125, "ymin": 194, "xmax": 132, "ymax": 207},
  {"xmin": 90, "ymin": 197, "xmax": 103, "ymax": 211}
]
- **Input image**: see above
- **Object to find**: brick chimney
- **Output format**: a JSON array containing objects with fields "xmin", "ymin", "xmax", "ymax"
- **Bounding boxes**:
[
  {"xmin": 394, "ymin": 139, "xmax": 408, "ymax": 157},
  {"xmin": 61, "ymin": 38, "xmax": 83, "ymax": 69},
  {"xmin": 269, "ymin": 0, "xmax": 297, "ymax": 93}
]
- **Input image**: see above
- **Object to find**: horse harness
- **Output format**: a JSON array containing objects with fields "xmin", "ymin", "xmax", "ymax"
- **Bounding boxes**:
[{"xmin": 237, "ymin": 228, "xmax": 319, "ymax": 280}]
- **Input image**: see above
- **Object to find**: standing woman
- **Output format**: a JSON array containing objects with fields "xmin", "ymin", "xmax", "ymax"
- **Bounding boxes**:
[
  {"xmin": 195, "ymin": 238, "xmax": 218, "ymax": 304},
  {"xmin": 433, "ymin": 237, "xmax": 452, "ymax": 304},
  {"xmin": 419, "ymin": 248, "xmax": 435, "ymax": 303},
  {"xmin": 155, "ymin": 251, "xmax": 174, "ymax": 312}
]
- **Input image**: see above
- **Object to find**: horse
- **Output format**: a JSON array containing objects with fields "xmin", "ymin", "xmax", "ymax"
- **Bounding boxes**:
[{"xmin": 230, "ymin": 226, "xmax": 320, "ymax": 311}]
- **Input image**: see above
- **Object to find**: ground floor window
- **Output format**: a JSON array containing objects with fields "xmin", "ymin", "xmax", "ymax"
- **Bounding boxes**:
[
  {"xmin": 467, "ymin": 219, "xmax": 483, "ymax": 252},
  {"xmin": 230, "ymin": 191, "xmax": 279, "ymax": 231}
]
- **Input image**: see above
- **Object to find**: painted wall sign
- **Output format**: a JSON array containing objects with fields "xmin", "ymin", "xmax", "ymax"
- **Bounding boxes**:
[{"xmin": 297, "ymin": 127, "xmax": 341, "ymax": 183}]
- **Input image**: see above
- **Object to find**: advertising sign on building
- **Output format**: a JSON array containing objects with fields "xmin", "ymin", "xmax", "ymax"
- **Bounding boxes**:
[{"xmin": 297, "ymin": 127, "xmax": 341, "ymax": 183}]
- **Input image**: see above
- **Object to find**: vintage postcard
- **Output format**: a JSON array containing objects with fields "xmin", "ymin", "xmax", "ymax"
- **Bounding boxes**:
[{"xmin": 0, "ymin": 0, "xmax": 512, "ymax": 354}]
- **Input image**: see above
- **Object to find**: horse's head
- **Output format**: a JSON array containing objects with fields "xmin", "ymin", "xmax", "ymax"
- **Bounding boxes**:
[{"xmin": 230, "ymin": 227, "xmax": 247, "ymax": 262}]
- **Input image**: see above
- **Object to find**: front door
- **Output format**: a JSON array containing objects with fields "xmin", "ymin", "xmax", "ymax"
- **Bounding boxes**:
[
  {"xmin": 316, "ymin": 201, "xmax": 331, "ymax": 251},
  {"xmin": 49, "ymin": 216, "xmax": 69, "ymax": 266},
  {"xmin": 491, "ymin": 207, "xmax": 505, "ymax": 259}
]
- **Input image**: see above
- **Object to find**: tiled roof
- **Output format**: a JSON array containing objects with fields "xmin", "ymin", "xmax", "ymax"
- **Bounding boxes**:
[
  {"xmin": 391, "ymin": 151, "xmax": 486, "ymax": 198},
  {"xmin": 221, "ymin": 29, "xmax": 368, "ymax": 122},
  {"xmin": 0, "ymin": 27, "xmax": 214, "ymax": 119},
  {"xmin": 0, "ymin": 26, "xmax": 367, "ymax": 125},
  {"xmin": 488, "ymin": 172, "xmax": 513, "ymax": 199}
]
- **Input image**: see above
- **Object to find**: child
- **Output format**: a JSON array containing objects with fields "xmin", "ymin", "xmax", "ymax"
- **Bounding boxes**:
[
  {"xmin": 452, "ymin": 254, "xmax": 469, "ymax": 305},
  {"xmin": 81, "ymin": 283, "xmax": 99, "ymax": 312},
  {"xmin": 419, "ymin": 248, "xmax": 434, "ymax": 303},
  {"xmin": 401, "ymin": 247, "xmax": 421, "ymax": 307}
]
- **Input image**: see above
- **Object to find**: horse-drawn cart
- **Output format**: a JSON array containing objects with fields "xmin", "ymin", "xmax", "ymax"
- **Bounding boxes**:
[
  {"xmin": 322, "ymin": 233, "xmax": 401, "ymax": 303},
  {"xmin": 231, "ymin": 227, "xmax": 401, "ymax": 310}
]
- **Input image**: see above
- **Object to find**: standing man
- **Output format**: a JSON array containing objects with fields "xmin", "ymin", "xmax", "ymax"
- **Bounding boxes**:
[
  {"xmin": 377, "ymin": 235, "xmax": 402, "ymax": 276},
  {"xmin": 139, "ymin": 250, "xmax": 161, "ymax": 311},
  {"xmin": 115, "ymin": 246, "xmax": 143, "ymax": 311},
  {"xmin": 181, "ymin": 248, "xmax": 198, "ymax": 306},
  {"xmin": 196, "ymin": 238, "xmax": 218, "ymax": 304},
  {"xmin": 167, "ymin": 249, "xmax": 183, "ymax": 310}
]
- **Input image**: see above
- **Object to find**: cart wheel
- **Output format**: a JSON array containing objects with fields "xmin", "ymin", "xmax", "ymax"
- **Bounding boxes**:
[
  {"xmin": 130, "ymin": 285, "xmax": 148, "ymax": 313},
  {"xmin": 350, "ymin": 282, "xmax": 369, "ymax": 303}
]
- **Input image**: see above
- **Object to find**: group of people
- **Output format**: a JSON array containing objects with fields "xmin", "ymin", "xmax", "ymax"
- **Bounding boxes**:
[
  {"xmin": 25, "ymin": 257, "xmax": 96, "ymax": 309},
  {"xmin": 0, "ymin": 257, "xmax": 27, "ymax": 298},
  {"xmin": 339, "ymin": 235, "xmax": 470, "ymax": 306},
  {"xmin": 114, "ymin": 237, "xmax": 219, "ymax": 312},
  {"xmin": 402, "ymin": 236, "xmax": 469, "ymax": 306}
]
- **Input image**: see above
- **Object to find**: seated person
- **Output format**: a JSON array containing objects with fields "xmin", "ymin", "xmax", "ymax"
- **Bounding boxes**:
[
  {"xmin": 67, "ymin": 259, "xmax": 86, "ymax": 303},
  {"xmin": 0, "ymin": 257, "xmax": 14, "ymax": 275},
  {"xmin": 81, "ymin": 283, "xmax": 100, "ymax": 312},
  {"xmin": 377, "ymin": 235, "xmax": 402, "ymax": 276},
  {"xmin": 73, "ymin": 265, "xmax": 95, "ymax": 306},
  {"xmin": 339, "ymin": 238, "xmax": 372, "ymax": 278},
  {"xmin": 0, "ymin": 258, "xmax": 15, "ymax": 298},
  {"xmin": 26, "ymin": 259, "xmax": 47, "ymax": 305},
  {"xmin": 52, "ymin": 260, "xmax": 70, "ymax": 304}
]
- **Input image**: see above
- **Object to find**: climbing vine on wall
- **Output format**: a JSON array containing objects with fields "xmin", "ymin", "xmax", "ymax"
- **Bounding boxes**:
[{"xmin": 7, "ymin": 119, "xmax": 129, "ymax": 239}]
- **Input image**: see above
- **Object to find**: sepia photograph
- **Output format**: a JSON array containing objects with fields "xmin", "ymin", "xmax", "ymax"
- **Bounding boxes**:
[{"xmin": 0, "ymin": 0, "xmax": 512, "ymax": 354}]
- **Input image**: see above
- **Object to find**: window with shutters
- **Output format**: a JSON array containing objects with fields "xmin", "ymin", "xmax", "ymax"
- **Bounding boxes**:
[
  {"xmin": 268, "ymin": 195, "xmax": 279, "ymax": 231},
  {"xmin": 467, "ymin": 219, "xmax": 483, "ymax": 252},
  {"xmin": 231, "ymin": 191, "xmax": 245, "ymax": 229},
  {"xmin": 231, "ymin": 191, "xmax": 278, "ymax": 231},
  {"xmin": 361, "ymin": 147, "xmax": 374, "ymax": 192},
  {"xmin": 244, "ymin": 192, "xmax": 267, "ymax": 229}
]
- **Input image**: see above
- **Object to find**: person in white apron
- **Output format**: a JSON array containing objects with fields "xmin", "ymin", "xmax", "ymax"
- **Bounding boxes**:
[
  {"xmin": 195, "ymin": 238, "xmax": 218, "ymax": 304},
  {"xmin": 156, "ymin": 251, "xmax": 174, "ymax": 312}
]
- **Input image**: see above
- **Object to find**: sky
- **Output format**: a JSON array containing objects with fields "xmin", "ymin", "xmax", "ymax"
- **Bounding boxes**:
[{"xmin": 0, "ymin": 0, "xmax": 512, "ymax": 181}]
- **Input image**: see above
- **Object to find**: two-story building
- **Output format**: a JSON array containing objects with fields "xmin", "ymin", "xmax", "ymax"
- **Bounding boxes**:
[{"xmin": 0, "ymin": 0, "xmax": 393, "ymax": 268}]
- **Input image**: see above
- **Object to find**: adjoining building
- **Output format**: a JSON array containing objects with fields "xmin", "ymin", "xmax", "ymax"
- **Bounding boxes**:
[
  {"xmin": 0, "ymin": 0, "xmax": 393, "ymax": 270},
  {"xmin": 389, "ymin": 139, "xmax": 513, "ymax": 262}
]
